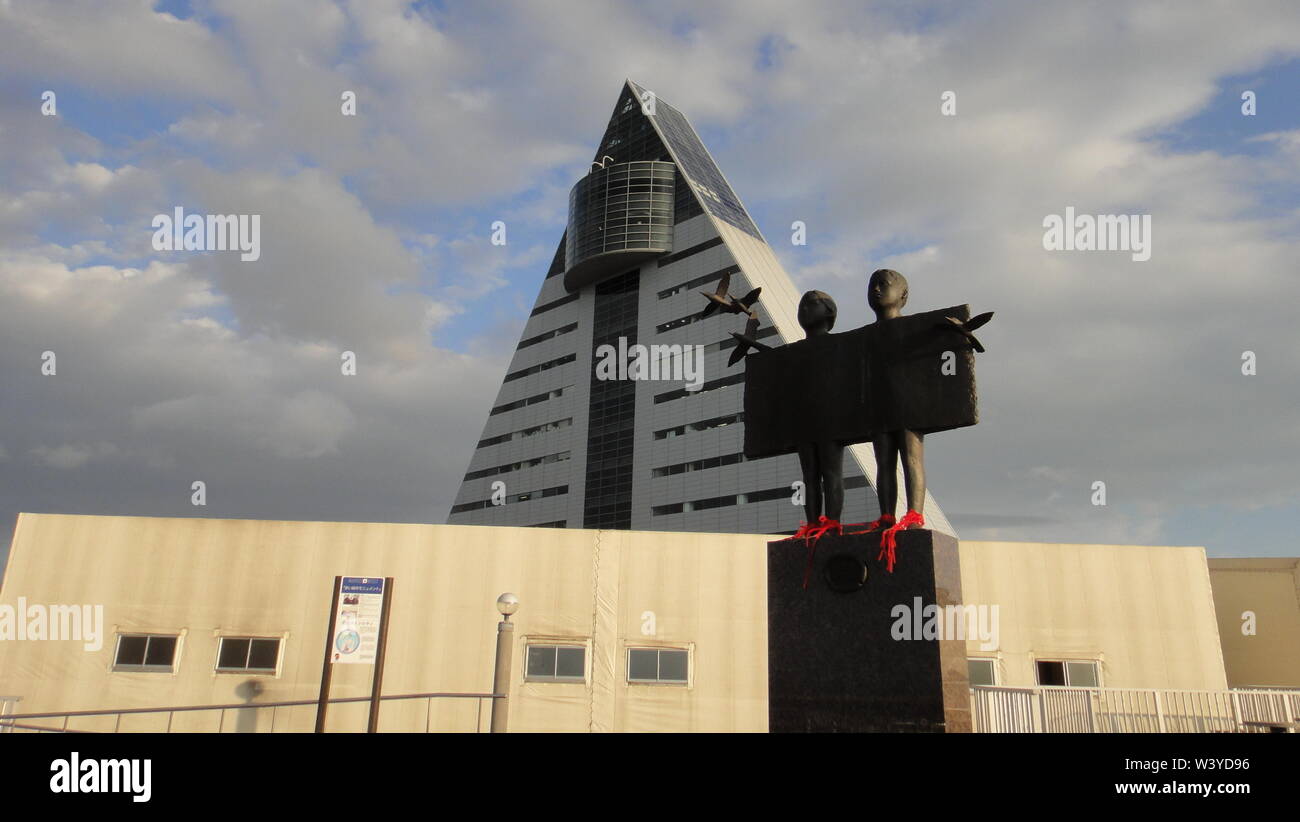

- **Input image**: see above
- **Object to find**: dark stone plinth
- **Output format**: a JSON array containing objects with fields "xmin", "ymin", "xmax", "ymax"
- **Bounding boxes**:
[{"xmin": 768, "ymin": 529, "xmax": 971, "ymax": 733}]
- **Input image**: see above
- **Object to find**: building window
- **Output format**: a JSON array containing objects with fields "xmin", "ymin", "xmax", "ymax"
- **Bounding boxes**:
[
  {"xmin": 529, "ymin": 292, "xmax": 579, "ymax": 317},
  {"xmin": 1035, "ymin": 659, "xmax": 1099, "ymax": 687},
  {"xmin": 628, "ymin": 648, "xmax": 689, "ymax": 684},
  {"xmin": 517, "ymin": 321, "xmax": 579, "ymax": 351},
  {"xmin": 449, "ymin": 484, "xmax": 569, "ymax": 515},
  {"xmin": 113, "ymin": 634, "xmax": 179, "ymax": 672},
  {"xmin": 503, "ymin": 352, "xmax": 576, "ymax": 383},
  {"xmin": 652, "ymin": 371, "xmax": 744, "ymax": 404},
  {"xmin": 216, "ymin": 637, "xmax": 281, "ymax": 674},
  {"xmin": 477, "ymin": 417, "xmax": 572, "ymax": 449},
  {"xmin": 489, "ymin": 386, "xmax": 568, "ymax": 416},
  {"xmin": 526, "ymin": 644, "xmax": 586, "ymax": 682},
  {"xmin": 655, "ymin": 236, "xmax": 723, "ymax": 268},
  {"xmin": 968, "ymin": 658, "xmax": 997, "ymax": 686},
  {"xmin": 651, "ymin": 451, "xmax": 744, "ymax": 478}
]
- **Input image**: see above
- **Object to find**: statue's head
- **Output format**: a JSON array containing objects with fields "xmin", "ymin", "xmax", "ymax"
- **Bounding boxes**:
[
  {"xmin": 868, "ymin": 269, "xmax": 908, "ymax": 315},
  {"xmin": 798, "ymin": 290, "xmax": 837, "ymax": 336}
]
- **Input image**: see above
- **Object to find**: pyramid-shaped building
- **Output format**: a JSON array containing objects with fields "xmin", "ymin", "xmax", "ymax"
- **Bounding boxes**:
[{"xmin": 447, "ymin": 80, "xmax": 954, "ymax": 536}]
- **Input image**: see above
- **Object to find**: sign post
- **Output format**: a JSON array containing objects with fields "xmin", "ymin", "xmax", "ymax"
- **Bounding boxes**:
[
  {"xmin": 367, "ymin": 578, "xmax": 395, "ymax": 733},
  {"xmin": 314, "ymin": 576, "xmax": 342, "ymax": 733},
  {"xmin": 314, "ymin": 576, "xmax": 393, "ymax": 733}
]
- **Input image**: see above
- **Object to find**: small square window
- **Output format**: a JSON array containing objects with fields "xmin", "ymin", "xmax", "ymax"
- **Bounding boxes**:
[
  {"xmin": 628, "ymin": 648, "xmax": 689, "ymax": 684},
  {"xmin": 526, "ymin": 646, "xmax": 555, "ymax": 678},
  {"xmin": 658, "ymin": 650, "xmax": 688, "ymax": 683},
  {"xmin": 1036, "ymin": 660, "xmax": 1066, "ymax": 686},
  {"xmin": 113, "ymin": 634, "xmax": 179, "ymax": 672},
  {"xmin": 1036, "ymin": 659, "xmax": 1099, "ymax": 687},
  {"xmin": 555, "ymin": 647, "xmax": 585, "ymax": 679},
  {"xmin": 968, "ymin": 658, "xmax": 997, "ymax": 686},
  {"xmin": 526, "ymin": 644, "xmax": 586, "ymax": 682},
  {"xmin": 144, "ymin": 636, "xmax": 177, "ymax": 667},
  {"xmin": 628, "ymin": 649, "xmax": 658, "ymax": 681},
  {"xmin": 218, "ymin": 638, "xmax": 250, "ymax": 670},
  {"xmin": 216, "ymin": 636, "xmax": 281, "ymax": 673},
  {"xmin": 248, "ymin": 639, "xmax": 280, "ymax": 671},
  {"xmin": 115, "ymin": 635, "xmax": 148, "ymax": 666},
  {"xmin": 1065, "ymin": 661, "xmax": 1099, "ymax": 687}
]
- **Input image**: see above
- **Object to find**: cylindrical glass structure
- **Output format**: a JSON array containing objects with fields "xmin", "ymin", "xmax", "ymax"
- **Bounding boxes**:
[{"xmin": 564, "ymin": 160, "xmax": 675, "ymax": 292}]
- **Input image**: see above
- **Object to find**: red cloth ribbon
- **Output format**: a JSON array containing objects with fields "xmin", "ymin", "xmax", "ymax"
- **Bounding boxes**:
[
  {"xmin": 781, "ymin": 516, "xmax": 843, "ymax": 589},
  {"xmin": 848, "ymin": 513, "xmax": 895, "ymax": 535},
  {"xmin": 877, "ymin": 510, "xmax": 925, "ymax": 573}
]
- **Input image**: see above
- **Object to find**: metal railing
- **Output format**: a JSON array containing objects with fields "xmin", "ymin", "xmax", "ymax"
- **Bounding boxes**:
[
  {"xmin": 971, "ymin": 685, "xmax": 1300, "ymax": 733},
  {"xmin": 0, "ymin": 691, "xmax": 503, "ymax": 733},
  {"xmin": 9, "ymin": 686, "xmax": 1294, "ymax": 733}
]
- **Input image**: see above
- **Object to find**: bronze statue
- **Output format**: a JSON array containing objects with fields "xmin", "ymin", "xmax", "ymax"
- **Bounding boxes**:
[
  {"xmin": 725, "ymin": 267, "xmax": 992, "ymax": 571},
  {"xmin": 856, "ymin": 269, "xmax": 992, "ymax": 556},
  {"xmin": 793, "ymin": 291, "xmax": 846, "ymax": 530}
]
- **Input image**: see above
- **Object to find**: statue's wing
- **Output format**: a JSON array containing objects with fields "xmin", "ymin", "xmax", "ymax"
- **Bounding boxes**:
[
  {"xmin": 933, "ymin": 317, "xmax": 986, "ymax": 353},
  {"xmin": 716, "ymin": 269, "xmax": 731, "ymax": 296}
]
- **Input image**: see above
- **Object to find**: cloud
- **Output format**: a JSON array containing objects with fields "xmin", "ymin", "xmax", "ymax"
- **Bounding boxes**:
[
  {"xmin": 30, "ymin": 442, "xmax": 120, "ymax": 470},
  {"xmin": 0, "ymin": 0, "xmax": 255, "ymax": 103},
  {"xmin": 1, "ymin": 0, "xmax": 1298, "ymax": 567}
]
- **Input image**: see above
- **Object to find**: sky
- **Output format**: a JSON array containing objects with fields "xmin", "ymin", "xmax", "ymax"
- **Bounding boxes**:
[{"xmin": 1, "ymin": 0, "xmax": 1298, "ymax": 577}]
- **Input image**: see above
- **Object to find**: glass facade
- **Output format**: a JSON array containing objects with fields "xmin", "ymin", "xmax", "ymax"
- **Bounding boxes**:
[
  {"xmin": 583, "ymin": 269, "xmax": 640, "ymax": 529},
  {"xmin": 596, "ymin": 85, "xmax": 704, "ymax": 228},
  {"xmin": 630, "ymin": 81, "xmax": 762, "ymax": 239},
  {"xmin": 564, "ymin": 160, "xmax": 675, "ymax": 291}
]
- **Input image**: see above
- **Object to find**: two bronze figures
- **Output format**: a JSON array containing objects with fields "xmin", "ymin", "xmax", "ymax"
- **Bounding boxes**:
[{"xmin": 708, "ymin": 268, "xmax": 992, "ymax": 569}]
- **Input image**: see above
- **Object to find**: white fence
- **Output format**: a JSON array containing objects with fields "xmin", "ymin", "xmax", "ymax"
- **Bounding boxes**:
[{"xmin": 971, "ymin": 685, "xmax": 1300, "ymax": 733}]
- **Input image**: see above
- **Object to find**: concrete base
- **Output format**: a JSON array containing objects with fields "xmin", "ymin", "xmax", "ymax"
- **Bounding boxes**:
[{"xmin": 767, "ymin": 528, "xmax": 972, "ymax": 733}]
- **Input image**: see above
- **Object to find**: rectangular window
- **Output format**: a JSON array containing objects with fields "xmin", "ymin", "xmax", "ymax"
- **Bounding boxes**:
[
  {"xmin": 216, "ymin": 637, "xmax": 282, "ymax": 674},
  {"xmin": 517, "ymin": 322, "xmax": 578, "ymax": 351},
  {"xmin": 526, "ymin": 644, "xmax": 586, "ymax": 682},
  {"xmin": 529, "ymin": 292, "xmax": 579, "ymax": 317},
  {"xmin": 1064, "ymin": 660, "xmax": 1099, "ymax": 687},
  {"xmin": 1035, "ymin": 659, "xmax": 1099, "ymax": 687},
  {"xmin": 113, "ymin": 634, "xmax": 179, "ymax": 672},
  {"xmin": 628, "ymin": 648, "xmax": 689, "ymax": 684},
  {"xmin": 477, "ymin": 417, "xmax": 572, "ymax": 449},
  {"xmin": 653, "ymin": 371, "xmax": 744, "ymax": 404},
  {"xmin": 503, "ymin": 352, "xmax": 576, "ymax": 383},
  {"xmin": 656, "ymin": 314, "xmax": 699, "ymax": 334},
  {"xmin": 967, "ymin": 658, "xmax": 997, "ymax": 686},
  {"xmin": 657, "ymin": 264, "xmax": 740, "ymax": 299},
  {"xmin": 651, "ymin": 452, "xmax": 744, "ymax": 478},
  {"xmin": 1036, "ymin": 660, "xmax": 1065, "ymax": 686},
  {"xmin": 655, "ymin": 236, "xmax": 723, "ymax": 268},
  {"xmin": 489, "ymin": 386, "xmax": 567, "ymax": 417}
]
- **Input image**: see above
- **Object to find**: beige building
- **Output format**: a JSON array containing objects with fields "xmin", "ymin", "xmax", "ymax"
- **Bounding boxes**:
[
  {"xmin": 1208, "ymin": 558, "xmax": 1300, "ymax": 688},
  {"xmin": 0, "ymin": 513, "xmax": 1258, "ymax": 732},
  {"xmin": 963, "ymin": 540, "xmax": 1228, "ymax": 691}
]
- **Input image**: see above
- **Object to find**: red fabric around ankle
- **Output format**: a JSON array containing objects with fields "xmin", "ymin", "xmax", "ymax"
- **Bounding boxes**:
[{"xmin": 877, "ymin": 510, "xmax": 925, "ymax": 572}]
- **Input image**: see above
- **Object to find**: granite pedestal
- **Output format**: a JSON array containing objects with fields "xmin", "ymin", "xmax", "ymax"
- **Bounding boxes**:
[{"xmin": 767, "ymin": 528, "xmax": 972, "ymax": 733}]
